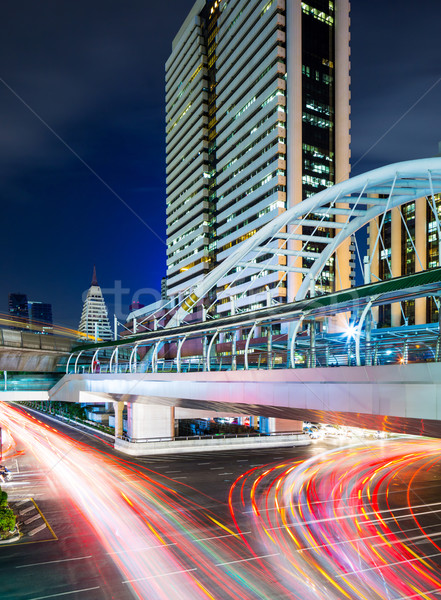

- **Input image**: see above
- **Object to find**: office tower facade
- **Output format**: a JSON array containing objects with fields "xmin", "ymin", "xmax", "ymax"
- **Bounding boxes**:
[
  {"xmin": 78, "ymin": 267, "xmax": 113, "ymax": 341},
  {"xmin": 28, "ymin": 301, "xmax": 53, "ymax": 328},
  {"xmin": 8, "ymin": 293, "xmax": 29, "ymax": 322},
  {"xmin": 368, "ymin": 194, "xmax": 441, "ymax": 327},
  {"xmin": 166, "ymin": 0, "xmax": 351, "ymax": 315}
]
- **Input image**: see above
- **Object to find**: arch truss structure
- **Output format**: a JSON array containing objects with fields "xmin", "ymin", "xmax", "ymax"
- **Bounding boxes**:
[{"xmin": 167, "ymin": 158, "xmax": 441, "ymax": 328}]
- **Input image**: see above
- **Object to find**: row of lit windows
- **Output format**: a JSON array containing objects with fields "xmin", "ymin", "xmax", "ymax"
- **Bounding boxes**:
[
  {"xmin": 302, "ymin": 174, "xmax": 333, "ymax": 188},
  {"xmin": 225, "ymin": 89, "xmax": 285, "ymax": 148},
  {"xmin": 167, "ymin": 64, "xmax": 204, "ymax": 118},
  {"xmin": 305, "ymin": 99, "xmax": 333, "ymax": 116},
  {"xmin": 219, "ymin": 152, "xmax": 282, "ymax": 199},
  {"xmin": 218, "ymin": 173, "xmax": 285, "ymax": 240},
  {"xmin": 220, "ymin": 105, "xmax": 281, "ymax": 162},
  {"xmin": 302, "ymin": 65, "xmax": 333, "ymax": 85},
  {"xmin": 303, "ymin": 143, "xmax": 333, "ymax": 161},
  {"xmin": 221, "ymin": 137, "xmax": 285, "ymax": 186},
  {"xmin": 218, "ymin": 0, "xmax": 281, "ymax": 76},
  {"xmin": 224, "ymin": 58, "xmax": 284, "ymax": 120},
  {"xmin": 302, "ymin": 112, "xmax": 333, "ymax": 129},
  {"xmin": 222, "ymin": 122, "xmax": 285, "ymax": 173},
  {"xmin": 301, "ymin": 2, "xmax": 334, "ymax": 25}
]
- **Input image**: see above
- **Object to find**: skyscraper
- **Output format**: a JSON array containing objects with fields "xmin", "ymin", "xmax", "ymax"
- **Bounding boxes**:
[
  {"xmin": 78, "ymin": 266, "xmax": 113, "ymax": 341},
  {"xmin": 28, "ymin": 301, "xmax": 53, "ymax": 330},
  {"xmin": 8, "ymin": 293, "xmax": 29, "ymax": 322},
  {"xmin": 165, "ymin": 0, "xmax": 351, "ymax": 315}
]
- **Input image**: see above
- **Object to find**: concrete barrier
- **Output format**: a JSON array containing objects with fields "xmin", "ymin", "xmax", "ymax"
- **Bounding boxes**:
[{"xmin": 114, "ymin": 432, "xmax": 310, "ymax": 456}]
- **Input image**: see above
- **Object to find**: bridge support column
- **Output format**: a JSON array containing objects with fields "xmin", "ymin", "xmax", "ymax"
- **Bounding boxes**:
[
  {"xmin": 113, "ymin": 402, "xmax": 124, "ymax": 439},
  {"xmin": 126, "ymin": 403, "xmax": 174, "ymax": 441},
  {"xmin": 308, "ymin": 319, "xmax": 316, "ymax": 368}
]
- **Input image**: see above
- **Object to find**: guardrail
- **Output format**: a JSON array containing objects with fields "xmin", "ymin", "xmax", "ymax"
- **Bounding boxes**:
[
  {"xmin": 120, "ymin": 430, "xmax": 304, "ymax": 443},
  {"xmin": 0, "ymin": 328, "xmax": 73, "ymax": 352}
]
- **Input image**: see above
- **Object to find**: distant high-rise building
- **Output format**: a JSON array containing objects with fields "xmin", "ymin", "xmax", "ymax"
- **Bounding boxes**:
[
  {"xmin": 28, "ymin": 301, "xmax": 53, "ymax": 326},
  {"xmin": 8, "ymin": 293, "xmax": 29, "ymax": 322},
  {"xmin": 28, "ymin": 301, "xmax": 53, "ymax": 333},
  {"xmin": 78, "ymin": 266, "xmax": 113, "ymax": 341},
  {"xmin": 165, "ymin": 0, "xmax": 352, "ymax": 315}
]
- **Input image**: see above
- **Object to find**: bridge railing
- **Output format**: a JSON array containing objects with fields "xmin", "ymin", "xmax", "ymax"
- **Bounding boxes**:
[{"xmin": 66, "ymin": 326, "xmax": 440, "ymax": 375}]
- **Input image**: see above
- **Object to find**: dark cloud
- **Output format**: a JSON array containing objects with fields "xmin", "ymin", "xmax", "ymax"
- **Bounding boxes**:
[{"xmin": 0, "ymin": 0, "xmax": 440, "ymax": 326}]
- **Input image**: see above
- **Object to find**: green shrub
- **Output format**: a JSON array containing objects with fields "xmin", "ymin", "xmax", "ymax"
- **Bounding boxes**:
[
  {"xmin": 0, "ymin": 507, "xmax": 16, "ymax": 536},
  {"xmin": 0, "ymin": 491, "xmax": 7, "ymax": 508}
]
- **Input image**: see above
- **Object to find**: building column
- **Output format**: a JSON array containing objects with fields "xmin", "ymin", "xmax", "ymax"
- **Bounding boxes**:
[
  {"xmin": 286, "ymin": 0, "xmax": 303, "ymax": 301},
  {"xmin": 113, "ymin": 401, "xmax": 124, "ymax": 439},
  {"xmin": 415, "ymin": 197, "xmax": 428, "ymax": 324},
  {"xmin": 126, "ymin": 403, "xmax": 174, "ymax": 441},
  {"xmin": 334, "ymin": 0, "xmax": 352, "ymax": 294},
  {"xmin": 391, "ymin": 207, "xmax": 402, "ymax": 326}
]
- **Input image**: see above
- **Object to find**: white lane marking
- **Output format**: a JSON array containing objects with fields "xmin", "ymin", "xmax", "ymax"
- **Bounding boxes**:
[
  {"xmin": 29, "ymin": 524, "xmax": 47, "ymax": 536},
  {"xmin": 216, "ymin": 552, "xmax": 280, "ymax": 567},
  {"xmin": 195, "ymin": 531, "xmax": 252, "ymax": 542},
  {"xmin": 173, "ymin": 476, "xmax": 188, "ymax": 480},
  {"xmin": 165, "ymin": 471, "xmax": 181, "ymax": 474},
  {"xmin": 374, "ymin": 530, "xmax": 441, "ymax": 548},
  {"xmin": 210, "ymin": 467, "xmax": 224, "ymax": 470},
  {"xmin": 336, "ymin": 551, "xmax": 441, "ymax": 578},
  {"xmin": 28, "ymin": 587, "xmax": 100, "ymax": 600},
  {"xmin": 19, "ymin": 506, "xmax": 35, "ymax": 515},
  {"xmin": 16, "ymin": 458, "xmax": 20, "ymax": 473},
  {"xmin": 16, "ymin": 555, "xmax": 92, "ymax": 569},
  {"xmin": 297, "ymin": 522, "xmax": 441, "ymax": 552},
  {"xmin": 391, "ymin": 588, "xmax": 441, "ymax": 600},
  {"xmin": 198, "ymin": 462, "xmax": 210, "ymax": 465},
  {"xmin": 24, "ymin": 514, "xmax": 42, "ymax": 525},
  {"xmin": 218, "ymin": 473, "xmax": 233, "ymax": 476},
  {"xmin": 107, "ymin": 542, "xmax": 177, "ymax": 555},
  {"xmin": 268, "ymin": 507, "xmax": 441, "ymax": 530},
  {"xmin": 123, "ymin": 567, "xmax": 197, "ymax": 584},
  {"xmin": 236, "ymin": 460, "xmax": 248, "ymax": 462}
]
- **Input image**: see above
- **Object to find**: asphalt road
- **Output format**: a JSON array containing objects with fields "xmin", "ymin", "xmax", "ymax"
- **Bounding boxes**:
[{"xmin": 0, "ymin": 405, "xmax": 441, "ymax": 600}]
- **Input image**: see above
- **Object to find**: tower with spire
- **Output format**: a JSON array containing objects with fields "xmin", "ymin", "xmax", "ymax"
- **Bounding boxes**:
[{"xmin": 78, "ymin": 266, "xmax": 113, "ymax": 341}]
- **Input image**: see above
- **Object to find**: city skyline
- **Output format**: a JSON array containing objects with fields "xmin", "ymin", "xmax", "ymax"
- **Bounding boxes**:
[{"xmin": 0, "ymin": 0, "xmax": 440, "ymax": 328}]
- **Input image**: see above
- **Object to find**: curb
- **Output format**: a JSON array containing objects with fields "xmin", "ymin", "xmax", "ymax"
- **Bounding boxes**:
[{"xmin": 0, "ymin": 528, "xmax": 20, "ymax": 545}]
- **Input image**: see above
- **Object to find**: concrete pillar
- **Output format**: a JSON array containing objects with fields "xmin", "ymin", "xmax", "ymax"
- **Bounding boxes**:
[
  {"xmin": 113, "ymin": 402, "xmax": 124, "ymax": 439},
  {"xmin": 369, "ymin": 218, "xmax": 380, "ymax": 327},
  {"xmin": 308, "ymin": 319, "xmax": 316, "ymax": 368},
  {"xmin": 415, "ymin": 196, "xmax": 427, "ymax": 324},
  {"xmin": 126, "ymin": 403, "xmax": 174, "ymax": 441}
]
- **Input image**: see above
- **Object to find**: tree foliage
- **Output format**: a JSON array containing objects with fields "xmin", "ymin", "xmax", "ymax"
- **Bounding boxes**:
[{"xmin": 0, "ymin": 507, "xmax": 16, "ymax": 536}]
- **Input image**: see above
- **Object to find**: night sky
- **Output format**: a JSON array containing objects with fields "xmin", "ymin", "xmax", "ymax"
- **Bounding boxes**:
[{"xmin": 1, "ymin": 1, "xmax": 440, "ymax": 328}]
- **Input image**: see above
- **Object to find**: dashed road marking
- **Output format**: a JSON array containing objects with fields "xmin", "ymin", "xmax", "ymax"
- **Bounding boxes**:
[
  {"xmin": 20, "ymin": 506, "xmax": 35, "ymax": 515},
  {"xmin": 29, "ymin": 523, "xmax": 47, "ymax": 536},
  {"xmin": 123, "ymin": 567, "xmax": 197, "ymax": 584},
  {"xmin": 24, "ymin": 514, "xmax": 42, "ymax": 525}
]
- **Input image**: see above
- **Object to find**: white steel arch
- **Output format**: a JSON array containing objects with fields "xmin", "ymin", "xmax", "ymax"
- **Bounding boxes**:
[{"xmin": 167, "ymin": 158, "xmax": 441, "ymax": 328}]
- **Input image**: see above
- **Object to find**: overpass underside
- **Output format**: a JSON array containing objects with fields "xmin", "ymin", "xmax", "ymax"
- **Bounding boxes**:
[{"xmin": 50, "ymin": 362, "xmax": 441, "ymax": 439}]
